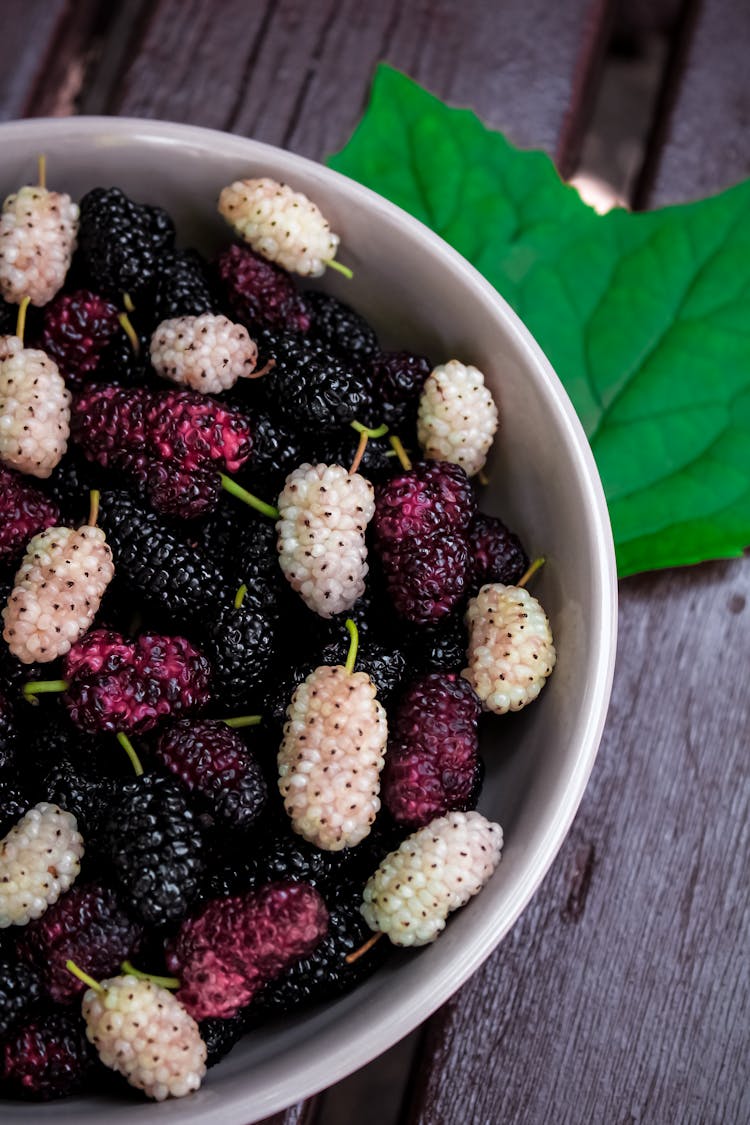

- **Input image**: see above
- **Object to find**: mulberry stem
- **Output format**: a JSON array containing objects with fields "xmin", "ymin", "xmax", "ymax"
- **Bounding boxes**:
[
  {"xmin": 37, "ymin": 154, "xmax": 46, "ymax": 190},
  {"xmin": 122, "ymin": 292, "xmax": 135, "ymax": 313},
  {"xmin": 15, "ymin": 296, "xmax": 30, "ymax": 345},
  {"xmin": 517, "ymin": 557, "xmax": 545, "ymax": 589},
  {"xmin": 349, "ymin": 421, "xmax": 388, "ymax": 475},
  {"xmin": 244, "ymin": 357, "xmax": 276, "ymax": 380},
  {"xmin": 388, "ymin": 435, "xmax": 412, "ymax": 472},
  {"xmin": 22, "ymin": 679, "xmax": 69, "ymax": 703},
  {"xmin": 345, "ymin": 930, "xmax": 383, "ymax": 964},
  {"xmin": 220, "ymin": 474, "xmax": 279, "ymax": 520},
  {"xmin": 120, "ymin": 960, "xmax": 180, "ymax": 989},
  {"xmin": 118, "ymin": 312, "xmax": 140, "ymax": 354},
  {"xmin": 324, "ymin": 258, "xmax": 353, "ymax": 279},
  {"xmin": 116, "ymin": 732, "xmax": 144, "ymax": 777},
  {"xmin": 234, "ymin": 584, "xmax": 248, "ymax": 609},
  {"xmin": 88, "ymin": 489, "xmax": 100, "ymax": 527},
  {"xmin": 344, "ymin": 618, "xmax": 359, "ymax": 674},
  {"xmin": 66, "ymin": 959, "xmax": 103, "ymax": 994},
  {"xmin": 224, "ymin": 715, "xmax": 262, "ymax": 729}
]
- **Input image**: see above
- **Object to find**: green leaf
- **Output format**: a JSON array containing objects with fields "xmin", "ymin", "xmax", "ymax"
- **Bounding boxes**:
[{"xmin": 328, "ymin": 65, "xmax": 750, "ymax": 577}]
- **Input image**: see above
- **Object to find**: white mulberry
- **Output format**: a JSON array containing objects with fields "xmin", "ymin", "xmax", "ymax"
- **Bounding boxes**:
[
  {"xmin": 149, "ymin": 313, "xmax": 258, "ymax": 394},
  {"xmin": 0, "ymin": 335, "xmax": 71, "ymax": 477},
  {"xmin": 82, "ymin": 974, "xmax": 206, "ymax": 1100},
  {"xmin": 219, "ymin": 177, "xmax": 340, "ymax": 277},
  {"xmin": 417, "ymin": 360, "xmax": 499, "ymax": 477},
  {"xmin": 462, "ymin": 582, "xmax": 556, "ymax": 713},
  {"xmin": 361, "ymin": 811, "xmax": 503, "ymax": 946},
  {"xmin": 2, "ymin": 523, "xmax": 114, "ymax": 664},
  {"xmin": 0, "ymin": 803, "xmax": 84, "ymax": 927},
  {"xmin": 276, "ymin": 463, "xmax": 375, "ymax": 618},
  {"xmin": 278, "ymin": 664, "xmax": 388, "ymax": 850},
  {"xmin": 0, "ymin": 185, "xmax": 78, "ymax": 307}
]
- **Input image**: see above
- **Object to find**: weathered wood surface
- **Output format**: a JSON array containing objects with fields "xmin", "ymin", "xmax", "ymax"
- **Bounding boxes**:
[
  {"xmin": 403, "ymin": 559, "xmax": 750, "ymax": 1125},
  {"xmin": 0, "ymin": 0, "xmax": 69, "ymax": 119},
  {"xmin": 261, "ymin": 1098, "xmax": 321, "ymax": 1125},
  {"xmin": 637, "ymin": 0, "xmax": 750, "ymax": 206},
  {"xmin": 103, "ymin": 0, "xmax": 609, "ymax": 171}
]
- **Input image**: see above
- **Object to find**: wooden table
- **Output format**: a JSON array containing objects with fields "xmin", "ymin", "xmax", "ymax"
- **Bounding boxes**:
[{"xmin": 2, "ymin": 2, "xmax": 747, "ymax": 1122}]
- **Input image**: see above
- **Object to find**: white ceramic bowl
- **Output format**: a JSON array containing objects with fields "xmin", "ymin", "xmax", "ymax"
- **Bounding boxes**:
[{"xmin": 0, "ymin": 117, "xmax": 617, "ymax": 1123}]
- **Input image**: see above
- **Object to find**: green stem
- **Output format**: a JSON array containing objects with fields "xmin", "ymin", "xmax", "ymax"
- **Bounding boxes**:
[
  {"xmin": 224, "ymin": 715, "xmax": 263, "ymax": 729},
  {"xmin": 517, "ymin": 557, "xmax": 546, "ymax": 589},
  {"xmin": 388, "ymin": 435, "xmax": 412, "ymax": 471},
  {"xmin": 348, "ymin": 421, "xmax": 389, "ymax": 474},
  {"xmin": 324, "ymin": 258, "xmax": 353, "ymax": 279},
  {"xmin": 88, "ymin": 489, "xmax": 100, "ymax": 527},
  {"xmin": 220, "ymin": 474, "xmax": 279, "ymax": 520},
  {"xmin": 118, "ymin": 312, "xmax": 140, "ymax": 354},
  {"xmin": 22, "ymin": 679, "xmax": 69, "ymax": 704},
  {"xmin": 66, "ymin": 959, "xmax": 103, "ymax": 994},
  {"xmin": 16, "ymin": 296, "xmax": 30, "ymax": 345},
  {"xmin": 344, "ymin": 618, "xmax": 359, "ymax": 674},
  {"xmin": 122, "ymin": 292, "xmax": 135, "ymax": 313},
  {"xmin": 350, "ymin": 421, "xmax": 389, "ymax": 439},
  {"xmin": 121, "ymin": 961, "xmax": 180, "ymax": 990},
  {"xmin": 234, "ymin": 584, "xmax": 248, "ymax": 609},
  {"xmin": 116, "ymin": 732, "xmax": 144, "ymax": 777}
]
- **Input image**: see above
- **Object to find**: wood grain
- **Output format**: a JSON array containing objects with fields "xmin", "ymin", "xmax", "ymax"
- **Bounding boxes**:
[
  {"xmin": 637, "ymin": 0, "xmax": 750, "ymax": 206},
  {"xmin": 403, "ymin": 558, "xmax": 750, "ymax": 1125},
  {"xmin": 259, "ymin": 1095, "xmax": 321, "ymax": 1125},
  {"xmin": 0, "ymin": 0, "xmax": 68, "ymax": 119},
  {"xmin": 106, "ymin": 0, "xmax": 610, "ymax": 164},
  {"xmin": 20, "ymin": 0, "xmax": 105, "ymax": 119}
]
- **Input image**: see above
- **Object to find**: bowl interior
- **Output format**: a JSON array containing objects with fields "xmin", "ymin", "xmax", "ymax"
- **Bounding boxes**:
[{"xmin": 0, "ymin": 118, "xmax": 617, "ymax": 1124}]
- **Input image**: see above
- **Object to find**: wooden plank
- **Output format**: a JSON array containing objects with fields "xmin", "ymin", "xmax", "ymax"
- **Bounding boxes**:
[
  {"xmin": 403, "ymin": 558, "xmax": 750, "ymax": 1125},
  {"xmin": 0, "ymin": 0, "xmax": 69, "ymax": 119},
  {"xmin": 637, "ymin": 0, "xmax": 750, "ymax": 206},
  {"xmin": 0, "ymin": 0, "xmax": 152, "ymax": 123},
  {"xmin": 21, "ymin": 0, "xmax": 106, "ymax": 119},
  {"xmin": 103, "ymin": 0, "xmax": 611, "ymax": 169},
  {"xmin": 259, "ymin": 1095, "xmax": 321, "ymax": 1125}
]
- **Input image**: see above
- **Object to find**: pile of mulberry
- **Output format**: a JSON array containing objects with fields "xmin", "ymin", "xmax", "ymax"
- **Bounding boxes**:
[
  {"xmin": 167, "ymin": 881, "xmax": 328, "ymax": 1019},
  {"xmin": 276, "ymin": 463, "xmax": 375, "ymax": 618},
  {"xmin": 382, "ymin": 674, "xmax": 482, "ymax": 827},
  {"xmin": 81, "ymin": 972, "xmax": 206, "ymax": 1100},
  {"xmin": 361, "ymin": 811, "xmax": 503, "ymax": 946},
  {"xmin": 2, "ymin": 517, "xmax": 114, "ymax": 664},
  {"xmin": 77, "ymin": 187, "xmax": 175, "ymax": 296},
  {"xmin": 0, "ymin": 336, "xmax": 71, "ymax": 479},
  {"xmin": 0, "ymin": 184, "xmax": 78, "ymax": 307},
  {"xmin": 154, "ymin": 719, "xmax": 267, "ymax": 832},
  {"xmin": 374, "ymin": 461, "xmax": 475, "ymax": 623},
  {"xmin": 61, "ymin": 628, "xmax": 212, "ymax": 735},
  {"xmin": 0, "ymin": 803, "xmax": 84, "ymax": 928},
  {"xmin": 216, "ymin": 244, "xmax": 310, "ymax": 333},
  {"xmin": 0, "ymin": 465, "xmax": 59, "ymax": 565},
  {"xmin": 219, "ymin": 177, "xmax": 340, "ymax": 277},
  {"xmin": 278, "ymin": 663, "xmax": 388, "ymax": 851},
  {"xmin": 463, "ymin": 582, "xmax": 556, "ymax": 713},
  {"xmin": 99, "ymin": 774, "xmax": 204, "ymax": 925}
]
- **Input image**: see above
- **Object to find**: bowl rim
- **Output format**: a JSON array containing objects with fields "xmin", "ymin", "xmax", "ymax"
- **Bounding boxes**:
[{"xmin": 0, "ymin": 115, "xmax": 618, "ymax": 1122}]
